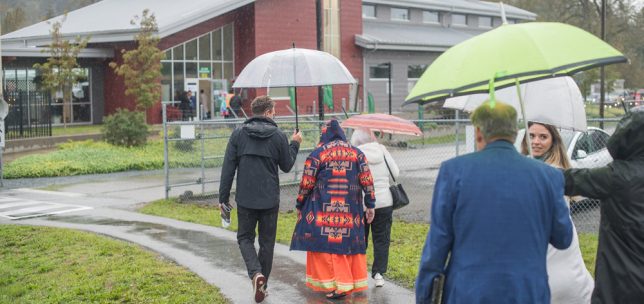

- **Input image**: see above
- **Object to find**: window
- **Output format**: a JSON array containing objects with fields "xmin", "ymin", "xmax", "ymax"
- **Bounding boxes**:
[
  {"xmin": 172, "ymin": 45, "xmax": 184, "ymax": 60},
  {"xmin": 478, "ymin": 16, "xmax": 492, "ymax": 28},
  {"xmin": 268, "ymin": 87, "xmax": 290, "ymax": 100},
  {"xmin": 161, "ymin": 24, "xmax": 235, "ymax": 103},
  {"xmin": 423, "ymin": 11, "xmax": 440, "ymax": 23},
  {"xmin": 452, "ymin": 14, "xmax": 467, "ymax": 26},
  {"xmin": 223, "ymin": 24, "xmax": 234, "ymax": 61},
  {"xmin": 408, "ymin": 64, "xmax": 426, "ymax": 93},
  {"xmin": 198, "ymin": 34, "xmax": 211, "ymax": 61},
  {"xmin": 590, "ymin": 130, "xmax": 610, "ymax": 152},
  {"xmin": 370, "ymin": 64, "xmax": 390, "ymax": 79},
  {"xmin": 407, "ymin": 65, "xmax": 427, "ymax": 79},
  {"xmin": 212, "ymin": 28, "xmax": 222, "ymax": 60},
  {"xmin": 507, "ymin": 19, "xmax": 516, "ymax": 24},
  {"xmin": 42, "ymin": 68, "xmax": 93, "ymax": 124},
  {"xmin": 323, "ymin": 0, "xmax": 341, "ymax": 58},
  {"xmin": 185, "ymin": 39, "xmax": 197, "ymax": 61},
  {"xmin": 362, "ymin": 4, "xmax": 376, "ymax": 18},
  {"xmin": 574, "ymin": 133, "xmax": 591, "ymax": 154},
  {"xmin": 391, "ymin": 8, "xmax": 409, "ymax": 21}
]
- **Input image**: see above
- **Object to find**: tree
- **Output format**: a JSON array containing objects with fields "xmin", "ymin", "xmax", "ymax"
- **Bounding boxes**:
[
  {"xmin": 33, "ymin": 15, "xmax": 90, "ymax": 126},
  {"xmin": 109, "ymin": 9, "xmax": 164, "ymax": 112},
  {"xmin": 491, "ymin": 0, "xmax": 642, "ymax": 94},
  {"xmin": 2, "ymin": 7, "xmax": 27, "ymax": 34}
]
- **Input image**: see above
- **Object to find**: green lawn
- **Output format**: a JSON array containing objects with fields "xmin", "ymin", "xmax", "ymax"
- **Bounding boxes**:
[
  {"xmin": 584, "ymin": 103, "xmax": 626, "ymax": 118},
  {"xmin": 5, "ymin": 124, "xmax": 319, "ymax": 179},
  {"xmin": 408, "ymin": 133, "xmax": 465, "ymax": 146},
  {"xmin": 138, "ymin": 199, "xmax": 598, "ymax": 289},
  {"xmin": 0, "ymin": 225, "xmax": 228, "ymax": 304}
]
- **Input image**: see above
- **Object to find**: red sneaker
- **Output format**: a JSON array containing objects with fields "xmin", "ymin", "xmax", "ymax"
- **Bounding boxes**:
[{"xmin": 252, "ymin": 273, "xmax": 267, "ymax": 303}]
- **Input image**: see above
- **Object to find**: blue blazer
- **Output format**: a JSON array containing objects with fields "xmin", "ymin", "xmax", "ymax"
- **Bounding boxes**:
[{"xmin": 416, "ymin": 140, "xmax": 573, "ymax": 304}]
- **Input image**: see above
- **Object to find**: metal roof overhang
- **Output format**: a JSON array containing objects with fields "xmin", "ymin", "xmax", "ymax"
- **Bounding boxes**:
[
  {"xmin": 1, "ymin": 47, "xmax": 114, "ymax": 58},
  {"xmin": 355, "ymin": 35, "xmax": 450, "ymax": 52}
]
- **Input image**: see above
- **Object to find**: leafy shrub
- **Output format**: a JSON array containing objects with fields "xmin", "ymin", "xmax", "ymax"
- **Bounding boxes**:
[{"xmin": 102, "ymin": 108, "xmax": 149, "ymax": 147}]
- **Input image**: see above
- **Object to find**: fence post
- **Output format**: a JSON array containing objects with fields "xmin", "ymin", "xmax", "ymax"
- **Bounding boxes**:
[
  {"xmin": 455, "ymin": 110, "xmax": 460, "ymax": 156},
  {"xmin": 163, "ymin": 103, "xmax": 169, "ymax": 200},
  {"xmin": 200, "ymin": 122, "xmax": 205, "ymax": 194}
]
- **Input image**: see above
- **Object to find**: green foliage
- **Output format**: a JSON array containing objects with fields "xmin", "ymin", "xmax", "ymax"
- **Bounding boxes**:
[
  {"xmin": 102, "ymin": 109, "xmax": 149, "ymax": 147},
  {"xmin": 0, "ymin": 225, "xmax": 228, "ymax": 303},
  {"xmin": 1, "ymin": 7, "xmax": 27, "ymax": 34},
  {"xmin": 496, "ymin": 0, "xmax": 644, "ymax": 91},
  {"xmin": 32, "ymin": 14, "xmax": 90, "ymax": 125},
  {"xmin": 578, "ymin": 232, "xmax": 599, "ymax": 276},
  {"xmin": 3, "ymin": 138, "xmax": 226, "ymax": 178},
  {"xmin": 140, "ymin": 199, "xmax": 601, "ymax": 289},
  {"xmin": 109, "ymin": 9, "xmax": 164, "ymax": 110},
  {"xmin": 6, "ymin": 123, "xmax": 310, "ymax": 178}
]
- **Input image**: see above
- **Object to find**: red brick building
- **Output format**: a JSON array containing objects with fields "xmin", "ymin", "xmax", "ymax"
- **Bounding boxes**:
[{"xmin": 1, "ymin": 0, "xmax": 363, "ymax": 124}]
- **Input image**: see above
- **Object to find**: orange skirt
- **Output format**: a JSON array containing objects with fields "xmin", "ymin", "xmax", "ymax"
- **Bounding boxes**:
[{"xmin": 305, "ymin": 251, "xmax": 368, "ymax": 294}]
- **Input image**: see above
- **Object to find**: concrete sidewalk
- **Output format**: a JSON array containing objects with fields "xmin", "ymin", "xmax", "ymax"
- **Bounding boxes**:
[{"xmin": 0, "ymin": 174, "xmax": 415, "ymax": 303}]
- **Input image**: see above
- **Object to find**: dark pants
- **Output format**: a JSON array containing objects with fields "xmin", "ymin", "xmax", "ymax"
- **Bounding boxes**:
[
  {"xmin": 237, "ymin": 205, "xmax": 279, "ymax": 281},
  {"xmin": 365, "ymin": 206, "xmax": 393, "ymax": 276}
]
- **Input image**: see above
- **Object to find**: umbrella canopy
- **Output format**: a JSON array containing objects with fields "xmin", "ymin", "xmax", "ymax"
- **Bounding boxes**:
[
  {"xmin": 341, "ymin": 113, "xmax": 422, "ymax": 136},
  {"xmin": 405, "ymin": 22, "xmax": 627, "ymax": 105},
  {"xmin": 232, "ymin": 48, "xmax": 356, "ymax": 88},
  {"xmin": 444, "ymin": 77, "xmax": 587, "ymax": 131}
]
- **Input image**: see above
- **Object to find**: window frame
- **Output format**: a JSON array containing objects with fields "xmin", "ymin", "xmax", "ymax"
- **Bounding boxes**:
[
  {"xmin": 362, "ymin": 4, "xmax": 376, "ymax": 19},
  {"xmin": 478, "ymin": 16, "xmax": 492, "ymax": 28},
  {"xmin": 390, "ymin": 7, "xmax": 410, "ymax": 22},
  {"xmin": 451, "ymin": 13, "xmax": 467, "ymax": 27},
  {"xmin": 422, "ymin": 11, "xmax": 440, "ymax": 24}
]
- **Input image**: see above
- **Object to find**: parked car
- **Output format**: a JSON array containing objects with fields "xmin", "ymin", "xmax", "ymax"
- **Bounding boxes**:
[{"xmin": 561, "ymin": 127, "xmax": 613, "ymax": 169}]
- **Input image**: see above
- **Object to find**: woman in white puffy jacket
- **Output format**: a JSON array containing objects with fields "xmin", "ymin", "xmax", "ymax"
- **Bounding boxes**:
[{"xmin": 350, "ymin": 128, "xmax": 399, "ymax": 287}]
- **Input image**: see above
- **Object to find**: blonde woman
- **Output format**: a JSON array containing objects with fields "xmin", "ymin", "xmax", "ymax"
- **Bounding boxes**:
[{"xmin": 522, "ymin": 122, "xmax": 594, "ymax": 304}]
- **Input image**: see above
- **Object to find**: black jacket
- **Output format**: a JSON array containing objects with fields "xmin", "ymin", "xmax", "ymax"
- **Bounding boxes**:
[
  {"xmin": 219, "ymin": 116, "xmax": 300, "ymax": 209},
  {"xmin": 564, "ymin": 111, "xmax": 644, "ymax": 304}
]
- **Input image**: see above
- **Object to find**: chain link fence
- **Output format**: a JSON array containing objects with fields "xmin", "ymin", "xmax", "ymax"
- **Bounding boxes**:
[{"xmin": 163, "ymin": 104, "xmax": 620, "ymax": 233}]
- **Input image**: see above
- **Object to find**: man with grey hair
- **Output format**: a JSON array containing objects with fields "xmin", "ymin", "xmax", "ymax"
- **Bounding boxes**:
[
  {"xmin": 219, "ymin": 95, "xmax": 302, "ymax": 303},
  {"xmin": 416, "ymin": 101, "xmax": 573, "ymax": 304}
]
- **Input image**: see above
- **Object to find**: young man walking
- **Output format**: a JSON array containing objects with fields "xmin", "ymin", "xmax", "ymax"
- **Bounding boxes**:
[{"xmin": 219, "ymin": 95, "xmax": 302, "ymax": 303}]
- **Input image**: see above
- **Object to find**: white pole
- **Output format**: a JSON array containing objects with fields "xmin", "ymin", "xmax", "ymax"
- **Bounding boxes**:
[
  {"xmin": 516, "ymin": 79, "xmax": 533, "ymax": 157},
  {"xmin": 500, "ymin": 2, "xmax": 508, "ymax": 25},
  {"xmin": 0, "ymin": 17, "xmax": 6, "ymax": 186}
]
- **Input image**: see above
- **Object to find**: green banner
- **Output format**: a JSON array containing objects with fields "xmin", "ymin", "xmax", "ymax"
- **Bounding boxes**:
[
  {"xmin": 323, "ymin": 85, "xmax": 333, "ymax": 110},
  {"xmin": 289, "ymin": 87, "xmax": 296, "ymax": 110},
  {"xmin": 367, "ymin": 92, "xmax": 375, "ymax": 113}
]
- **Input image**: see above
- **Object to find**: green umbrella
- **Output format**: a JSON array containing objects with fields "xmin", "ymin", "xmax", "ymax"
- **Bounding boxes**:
[{"xmin": 405, "ymin": 22, "xmax": 627, "ymax": 105}]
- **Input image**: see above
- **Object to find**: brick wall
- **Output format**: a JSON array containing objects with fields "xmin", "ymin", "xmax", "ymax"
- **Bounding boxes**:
[{"xmin": 102, "ymin": 0, "xmax": 363, "ymax": 122}]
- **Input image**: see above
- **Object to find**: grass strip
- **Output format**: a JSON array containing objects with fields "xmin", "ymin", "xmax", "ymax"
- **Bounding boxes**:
[{"xmin": 0, "ymin": 225, "xmax": 228, "ymax": 303}]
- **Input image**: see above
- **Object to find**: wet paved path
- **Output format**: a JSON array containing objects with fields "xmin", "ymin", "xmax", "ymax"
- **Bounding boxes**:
[{"xmin": 0, "ymin": 183, "xmax": 415, "ymax": 303}]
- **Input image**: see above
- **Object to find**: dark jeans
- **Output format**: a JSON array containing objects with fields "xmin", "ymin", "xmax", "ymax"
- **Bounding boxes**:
[
  {"xmin": 237, "ymin": 205, "xmax": 279, "ymax": 281},
  {"xmin": 365, "ymin": 206, "xmax": 393, "ymax": 276}
]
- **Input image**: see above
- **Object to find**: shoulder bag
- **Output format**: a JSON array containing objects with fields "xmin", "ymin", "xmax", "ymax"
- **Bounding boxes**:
[{"xmin": 383, "ymin": 152, "xmax": 409, "ymax": 210}]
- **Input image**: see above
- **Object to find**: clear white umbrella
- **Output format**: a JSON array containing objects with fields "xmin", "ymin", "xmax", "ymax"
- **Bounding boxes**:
[
  {"xmin": 233, "ymin": 47, "xmax": 356, "ymax": 129},
  {"xmin": 444, "ymin": 76, "xmax": 587, "ymax": 132}
]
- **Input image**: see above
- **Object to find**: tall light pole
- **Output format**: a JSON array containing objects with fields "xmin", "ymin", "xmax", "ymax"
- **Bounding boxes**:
[
  {"xmin": 387, "ymin": 62, "xmax": 392, "ymax": 115},
  {"xmin": 599, "ymin": 0, "xmax": 606, "ymax": 129},
  {"xmin": 0, "ymin": 18, "xmax": 8, "ymax": 186}
]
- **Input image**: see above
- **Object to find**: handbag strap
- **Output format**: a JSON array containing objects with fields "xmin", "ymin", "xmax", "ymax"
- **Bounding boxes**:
[{"xmin": 382, "ymin": 151, "xmax": 397, "ymax": 183}]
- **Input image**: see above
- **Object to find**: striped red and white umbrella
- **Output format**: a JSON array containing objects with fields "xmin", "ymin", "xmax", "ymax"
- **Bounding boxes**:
[{"xmin": 341, "ymin": 113, "xmax": 422, "ymax": 136}]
